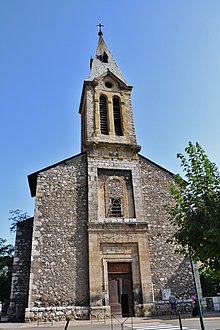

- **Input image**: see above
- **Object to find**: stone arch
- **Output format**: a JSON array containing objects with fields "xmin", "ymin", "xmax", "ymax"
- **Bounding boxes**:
[{"xmin": 105, "ymin": 176, "xmax": 129, "ymax": 218}]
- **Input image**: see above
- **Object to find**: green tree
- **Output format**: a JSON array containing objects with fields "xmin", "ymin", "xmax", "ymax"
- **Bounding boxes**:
[
  {"xmin": 167, "ymin": 142, "xmax": 220, "ymax": 279},
  {"xmin": 0, "ymin": 238, "xmax": 13, "ymax": 309},
  {"xmin": 9, "ymin": 209, "xmax": 30, "ymax": 232}
]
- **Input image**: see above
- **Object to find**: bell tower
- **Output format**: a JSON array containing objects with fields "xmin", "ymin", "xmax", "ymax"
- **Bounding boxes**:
[{"xmin": 79, "ymin": 29, "xmax": 141, "ymax": 160}]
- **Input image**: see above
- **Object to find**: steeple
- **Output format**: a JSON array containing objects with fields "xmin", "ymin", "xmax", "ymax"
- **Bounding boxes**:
[
  {"xmin": 88, "ymin": 32, "xmax": 127, "ymax": 84},
  {"xmin": 79, "ymin": 28, "xmax": 140, "ymax": 157}
]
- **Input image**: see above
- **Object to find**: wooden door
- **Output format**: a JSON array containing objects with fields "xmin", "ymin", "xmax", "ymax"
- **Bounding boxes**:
[{"xmin": 108, "ymin": 263, "xmax": 134, "ymax": 316}]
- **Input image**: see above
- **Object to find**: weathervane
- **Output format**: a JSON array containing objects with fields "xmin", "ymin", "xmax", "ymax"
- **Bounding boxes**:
[{"xmin": 97, "ymin": 23, "xmax": 104, "ymax": 36}]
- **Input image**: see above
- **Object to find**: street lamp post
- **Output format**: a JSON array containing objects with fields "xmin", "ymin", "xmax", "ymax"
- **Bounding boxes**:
[{"xmin": 189, "ymin": 253, "xmax": 205, "ymax": 330}]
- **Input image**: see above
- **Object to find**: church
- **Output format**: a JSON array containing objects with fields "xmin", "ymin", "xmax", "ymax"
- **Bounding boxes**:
[{"xmin": 9, "ymin": 28, "xmax": 194, "ymax": 322}]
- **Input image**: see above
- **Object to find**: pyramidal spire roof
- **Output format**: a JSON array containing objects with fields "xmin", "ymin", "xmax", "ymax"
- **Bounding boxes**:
[{"xmin": 88, "ymin": 33, "xmax": 127, "ymax": 84}]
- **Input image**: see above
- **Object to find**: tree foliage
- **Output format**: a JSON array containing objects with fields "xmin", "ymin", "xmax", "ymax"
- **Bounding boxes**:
[
  {"xmin": 9, "ymin": 209, "xmax": 30, "ymax": 232},
  {"xmin": 0, "ymin": 238, "xmax": 13, "ymax": 306},
  {"xmin": 167, "ymin": 142, "xmax": 220, "ymax": 279}
]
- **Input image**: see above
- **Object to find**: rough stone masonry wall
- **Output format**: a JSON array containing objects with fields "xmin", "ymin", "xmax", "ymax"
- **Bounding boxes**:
[
  {"xmin": 27, "ymin": 153, "xmax": 89, "ymax": 321},
  {"xmin": 8, "ymin": 218, "xmax": 33, "ymax": 321},
  {"xmin": 140, "ymin": 156, "xmax": 194, "ymax": 300}
]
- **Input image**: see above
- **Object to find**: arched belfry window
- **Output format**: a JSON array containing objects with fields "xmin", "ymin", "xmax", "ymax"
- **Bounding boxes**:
[
  {"xmin": 113, "ymin": 97, "xmax": 123, "ymax": 136},
  {"xmin": 99, "ymin": 95, "xmax": 108, "ymax": 135}
]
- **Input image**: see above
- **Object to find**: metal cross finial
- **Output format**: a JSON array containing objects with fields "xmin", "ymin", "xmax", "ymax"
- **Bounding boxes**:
[{"xmin": 97, "ymin": 23, "xmax": 104, "ymax": 36}]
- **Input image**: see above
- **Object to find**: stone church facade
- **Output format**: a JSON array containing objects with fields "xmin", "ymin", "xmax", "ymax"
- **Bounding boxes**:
[{"xmin": 9, "ymin": 31, "xmax": 194, "ymax": 322}]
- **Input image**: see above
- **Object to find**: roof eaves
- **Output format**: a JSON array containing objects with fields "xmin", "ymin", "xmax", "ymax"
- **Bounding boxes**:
[
  {"xmin": 139, "ymin": 154, "xmax": 174, "ymax": 176},
  {"xmin": 28, "ymin": 151, "xmax": 87, "ymax": 197}
]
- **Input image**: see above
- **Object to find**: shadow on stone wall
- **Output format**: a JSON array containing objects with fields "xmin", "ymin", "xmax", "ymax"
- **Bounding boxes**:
[
  {"xmin": 8, "ymin": 218, "xmax": 33, "ymax": 321},
  {"xmin": 154, "ymin": 256, "xmax": 194, "ymax": 300},
  {"xmin": 73, "ymin": 156, "xmax": 89, "ymax": 305}
]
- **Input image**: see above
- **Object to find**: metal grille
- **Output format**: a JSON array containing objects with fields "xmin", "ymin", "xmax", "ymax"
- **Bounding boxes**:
[
  {"xmin": 113, "ymin": 97, "xmax": 122, "ymax": 136},
  {"xmin": 99, "ymin": 95, "xmax": 108, "ymax": 135},
  {"xmin": 109, "ymin": 198, "xmax": 123, "ymax": 217}
]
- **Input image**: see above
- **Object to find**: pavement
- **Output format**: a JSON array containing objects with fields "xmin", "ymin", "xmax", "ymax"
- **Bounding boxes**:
[{"xmin": 0, "ymin": 311, "xmax": 220, "ymax": 330}]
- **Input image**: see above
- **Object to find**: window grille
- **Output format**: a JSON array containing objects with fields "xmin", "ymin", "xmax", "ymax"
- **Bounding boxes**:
[
  {"xmin": 108, "ymin": 198, "xmax": 123, "ymax": 217},
  {"xmin": 113, "ymin": 97, "xmax": 123, "ymax": 136},
  {"xmin": 99, "ymin": 95, "xmax": 108, "ymax": 135}
]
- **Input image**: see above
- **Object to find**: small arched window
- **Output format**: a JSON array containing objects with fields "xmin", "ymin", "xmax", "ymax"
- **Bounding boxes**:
[
  {"xmin": 99, "ymin": 95, "xmax": 108, "ymax": 135},
  {"xmin": 113, "ymin": 97, "xmax": 123, "ymax": 136}
]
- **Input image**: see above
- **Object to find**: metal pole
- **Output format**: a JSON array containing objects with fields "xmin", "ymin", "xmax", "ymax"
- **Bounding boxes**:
[
  {"xmin": 189, "ymin": 253, "xmax": 205, "ymax": 330},
  {"xmin": 64, "ymin": 318, "xmax": 70, "ymax": 330},
  {"xmin": 178, "ymin": 312, "xmax": 183, "ymax": 330},
  {"xmin": 111, "ymin": 314, "xmax": 113, "ymax": 330}
]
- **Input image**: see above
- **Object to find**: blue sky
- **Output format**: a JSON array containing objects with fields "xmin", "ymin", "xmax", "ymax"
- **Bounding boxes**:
[{"xmin": 1, "ymin": 0, "xmax": 220, "ymax": 244}]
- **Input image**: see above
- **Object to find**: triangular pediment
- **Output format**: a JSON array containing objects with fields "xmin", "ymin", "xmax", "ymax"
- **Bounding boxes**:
[
  {"xmin": 93, "ymin": 70, "xmax": 132, "ymax": 90},
  {"xmin": 79, "ymin": 71, "xmax": 132, "ymax": 114}
]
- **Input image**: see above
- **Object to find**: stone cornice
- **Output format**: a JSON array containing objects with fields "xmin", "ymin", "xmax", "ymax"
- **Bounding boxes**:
[{"xmin": 88, "ymin": 222, "xmax": 148, "ymax": 232}]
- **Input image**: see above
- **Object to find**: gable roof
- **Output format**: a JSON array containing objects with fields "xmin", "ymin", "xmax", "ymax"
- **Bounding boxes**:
[
  {"xmin": 28, "ymin": 152, "xmax": 174, "ymax": 198},
  {"xmin": 139, "ymin": 154, "xmax": 174, "ymax": 176},
  {"xmin": 28, "ymin": 152, "xmax": 86, "ymax": 197}
]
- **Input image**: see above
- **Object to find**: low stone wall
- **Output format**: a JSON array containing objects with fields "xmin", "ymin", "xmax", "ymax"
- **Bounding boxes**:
[
  {"xmin": 25, "ymin": 306, "xmax": 90, "ymax": 322},
  {"xmin": 152, "ymin": 300, "xmax": 193, "ymax": 315},
  {"xmin": 25, "ymin": 300, "xmax": 195, "ymax": 322}
]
